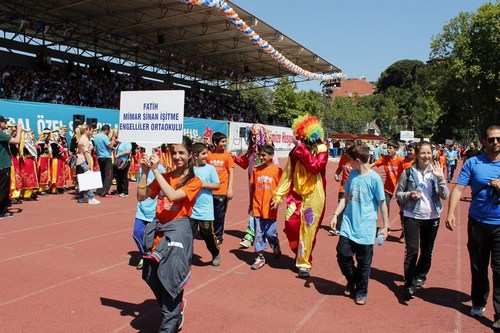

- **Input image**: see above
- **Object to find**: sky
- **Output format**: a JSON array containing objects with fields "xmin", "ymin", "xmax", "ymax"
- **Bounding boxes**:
[{"xmin": 230, "ymin": 0, "xmax": 491, "ymax": 91}]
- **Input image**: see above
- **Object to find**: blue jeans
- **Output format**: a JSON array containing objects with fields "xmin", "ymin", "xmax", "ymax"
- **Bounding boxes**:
[
  {"xmin": 133, "ymin": 218, "xmax": 149, "ymax": 255},
  {"xmin": 76, "ymin": 162, "xmax": 94, "ymax": 200},
  {"xmin": 337, "ymin": 235, "xmax": 374, "ymax": 297},
  {"xmin": 447, "ymin": 163, "xmax": 457, "ymax": 182},
  {"xmin": 254, "ymin": 217, "xmax": 279, "ymax": 252}
]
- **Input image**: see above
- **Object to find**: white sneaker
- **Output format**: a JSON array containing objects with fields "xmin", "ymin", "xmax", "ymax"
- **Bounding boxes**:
[
  {"xmin": 88, "ymin": 198, "xmax": 101, "ymax": 205},
  {"xmin": 239, "ymin": 239, "xmax": 252, "ymax": 248},
  {"xmin": 470, "ymin": 306, "xmax": 485, "ymax": 317}
]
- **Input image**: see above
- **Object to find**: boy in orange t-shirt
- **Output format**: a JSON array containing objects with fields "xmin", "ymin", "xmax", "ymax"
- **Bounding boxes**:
[
  {"xmin": 331, "ymin": 140, "xmax": 355, "ymax": 235},
  {"xmin": 207, "ymin": 132, "xmax": 234, "ymax": 244},
  {"xmin": 249, "ymin": 145, "xmax": 283, "ymax": 270},
  {"xmin": 371, "ymin": 140, "xmax": 405, "ymax": 235}
]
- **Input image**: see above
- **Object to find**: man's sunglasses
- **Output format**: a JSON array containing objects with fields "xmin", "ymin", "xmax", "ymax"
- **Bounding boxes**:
[{"xmin": 487, "ymin": 137, "xmax": 500, "ymax": 144}]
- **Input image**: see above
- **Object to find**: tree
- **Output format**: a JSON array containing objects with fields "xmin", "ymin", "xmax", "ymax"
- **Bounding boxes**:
[
  {"xmin": 323, "ymin": 95, "xmax": 374, "ymax": 134},
  {"xmin": 296, "ymin": 90, "xmax": 324, "ymax": 119},
  {"xmin": 376, "ymin": 60, "xmax": 427, "ymax": 93},
  {"xmin": 272, "ymin": 77, "xmax": 300, "ymax": 124},
  {"xmin": 430, "ymin": 2, "xmax": 500, "ymax": 139},
  {"xmin": 235, "ymin": 83, "xmax": 273, "ymax": 122}
]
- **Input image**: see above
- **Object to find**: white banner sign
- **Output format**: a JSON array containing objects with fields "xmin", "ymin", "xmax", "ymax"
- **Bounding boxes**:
[
  {"xmin": 228, "ymin": 122, "xmax": 295, "ymax": 151},
  {"xmin": 400, "ymin": 131, "xmax": 414, "ymax": 141},
  {"xmin": 118, "ymin": 90, "xmax": 185, "ymax": 151}
]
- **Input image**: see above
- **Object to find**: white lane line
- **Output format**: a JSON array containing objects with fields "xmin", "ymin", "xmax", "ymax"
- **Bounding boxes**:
[
  {"xmin": 0, "ymin": 209, "xmax": 134, "ymax": 236},
  {"xmin": 292, "ymin": 275, "xmax": 346, "ymax": 333},
  {"xmin": 0, "ymin": 227, "xmax": 130, "ymax": 263},
  {"xmin": 0, "ymin": 261, "xmax": 128, "ymax": 306}
]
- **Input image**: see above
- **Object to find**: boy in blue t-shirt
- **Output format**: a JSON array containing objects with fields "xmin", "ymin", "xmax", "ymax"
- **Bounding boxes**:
[
  {"xmin": 190, "ymin": 142, "xmax": 221, "ymax": 266},
  {"xmin": 331, "ymin": 144, "xmax": 389, "ymax": 305}
]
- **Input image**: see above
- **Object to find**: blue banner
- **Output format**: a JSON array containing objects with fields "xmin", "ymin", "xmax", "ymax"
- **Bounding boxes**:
[{"xmin": 0, "ymin": 99, "xmax": 227, "ymax": 142}]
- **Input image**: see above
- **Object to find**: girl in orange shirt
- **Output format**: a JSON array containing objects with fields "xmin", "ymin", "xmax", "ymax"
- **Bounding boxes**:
[{"xmin": 137, "ymin": 135, "xmax": 202, "ymax": 333}]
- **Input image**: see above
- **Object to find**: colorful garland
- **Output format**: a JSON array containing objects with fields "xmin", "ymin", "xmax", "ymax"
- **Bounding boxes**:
[
  {"xmin": 292, "ymin": 114, "xmax": 324, "ymax": 143},
  {"xmin": 179, "ymin": 0, "xmax": 342, "ymax": 81}
]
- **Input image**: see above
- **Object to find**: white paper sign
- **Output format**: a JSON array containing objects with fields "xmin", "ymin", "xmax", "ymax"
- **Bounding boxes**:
[
  {"xmin": 445, "ymin": 139, "xmax": 454, "ymax": 145},
  {"xmin": 77, "ymin": 171, "xmax": 103, "ymax": 191},
  {"xmin": 400, "ymin": 131, "xmax": 414, "ymax": 141},
  {"xmin": 118, "ymin": 90, "xmax": 185, "ymax": 146}
]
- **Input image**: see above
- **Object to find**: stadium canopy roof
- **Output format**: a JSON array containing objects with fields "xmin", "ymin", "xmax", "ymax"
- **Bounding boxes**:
[{"xmin": 0, "ymin": 0, "xmax": 341, "ymax": 87}]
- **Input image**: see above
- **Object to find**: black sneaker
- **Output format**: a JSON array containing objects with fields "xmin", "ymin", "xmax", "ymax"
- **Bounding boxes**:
[
  {"xmin": 415, "ymin": 278, "xmax": 426, "ymax": 288},
  {"xmin": 404, "ymin": 286, "xmax": 415, "ymax": 299},
  {"xmin": 344, "ymin": 283, "xmax": 356, "ymax": 297},
  {"xmin": 298, "ymin": 268, "xmax": 310, "ymax": 278},
  {"xmin": 0, "ymin": 212, "xmax": 13, "ymax": 219},
  {"xmin": 273, "ymin": 244, "xmax": 282, "ymax": 259}
]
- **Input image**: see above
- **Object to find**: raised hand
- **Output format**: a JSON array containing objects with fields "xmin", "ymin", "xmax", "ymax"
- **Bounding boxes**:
[{"xmin": 431, "ymin": 161, "xmax": 444, "ymax": 179}]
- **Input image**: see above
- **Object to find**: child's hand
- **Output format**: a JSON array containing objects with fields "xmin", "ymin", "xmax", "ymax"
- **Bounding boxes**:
[
  {"xmin": 140, "ymin": 153, "xmax": 151, "ymax": 172},
  {"xmin": 409, "ymin": 191, "xmax": 422, "ymax": 201},
  {"xmin": 378, "ymin": 226, "xmax": 389, "ymax": 240},
  {"xmin": 431, "ymin": 161, "xmax": 444, "ymax": 179},
  {"xmin": 270, "ymin": 201, "xmax": 279, "ymax": 210},
  {"xmin": 330, "ymin": 214, "xmax": 338, "ymax": 230},
  {"xmin": 149, "ymin": 152, "xmax": 159, "ymax": 170}
]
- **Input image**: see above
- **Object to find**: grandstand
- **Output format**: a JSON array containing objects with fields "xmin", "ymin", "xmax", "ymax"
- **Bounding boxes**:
[{"xmin": 0, "ymin": 0, "xmax": 341, "ymax": 102}]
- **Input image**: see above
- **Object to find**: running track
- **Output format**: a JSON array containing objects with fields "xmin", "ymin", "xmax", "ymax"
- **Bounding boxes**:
[{"xmin": 0, "ymin": 159, "xmax": 495, "ymax": 333}]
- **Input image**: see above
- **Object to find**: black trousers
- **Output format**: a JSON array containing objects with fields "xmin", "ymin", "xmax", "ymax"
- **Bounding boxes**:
[
  {"xmin": 142, "ymin": 260, "xmax": 183, "ymax": 333},
  {"xmin": 0, "ymin": 167, "xmax": 10, "ymax": 213},
  {"xmin": 97, "ymin": 157, "xmax": 113, "ymax": 196},
  {"xmin": 337, "ymin": 236, "xmax": 374, "ymax": 297},
  {"xmin": 189, "ymin": 218, "xmax": 220, "ymax": 258},
  {"xmin": 467, "ymin": 216, "xmax": 500, "ymax": 320},
  {"xmin": 113, "ymin": 161, "xmax": 130, "ymax": 195},
  {"xmin": 403, "ymin": 216, "xmax": 440, "ymax": 288},
  {"xmin": 213, "ymin": 195, "xmax": 228, "ymax": 243}
]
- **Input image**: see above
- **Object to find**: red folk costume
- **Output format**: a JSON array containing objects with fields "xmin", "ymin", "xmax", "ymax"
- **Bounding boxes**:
[
  {"xmin": 58, "ymin": 126, "xmax": 72, "ymax": 183},
  {"xmin": 19, "ymin": 130, "xmax": 39, "ymax": 199},
  {"xmin": 37, "ymin": 130, "xmax": 51, "ymax": 194},
  {"xmin": 6, "ymin": 125, "xmax": 22, "ymax": 201},
  {"xmin": 128, "ymin": 146, "xmax": 141, "ymax": 181},
  {"xmin": 272, "ymin": 115, "xmax": 328, "ymax": 275},
  {"xmin": 49, "ymin": 131, "xmax": 67, "ymax": 193}
]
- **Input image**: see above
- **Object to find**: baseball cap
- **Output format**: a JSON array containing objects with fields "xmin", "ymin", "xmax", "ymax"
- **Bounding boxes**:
[{"xmin": 0, "ymin": 115, "xmax": 7, "ymax": 123}]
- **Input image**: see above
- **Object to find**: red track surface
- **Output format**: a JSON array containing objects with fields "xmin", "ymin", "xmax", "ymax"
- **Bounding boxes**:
[{"xmin": 0, "ymin": 159, "xmax": 495, "ymax": 332}]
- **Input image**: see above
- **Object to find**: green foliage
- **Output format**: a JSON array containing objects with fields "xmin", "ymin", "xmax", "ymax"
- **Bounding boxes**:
[
  {"xmin": 296, "ymin": 90, "xmax": 325, "ymax": 118},
  {"xmin": 323, "ymin": 95, "xmax": 374, "ymax": 134},
  {"xmin": 236, "ymin": 83, "xmax": 273, "ymax": 119},
  {"xmin": 272, "ymin": 77, "xmax": 300, "ymax": 123},
  {"xmin": 430, "ymin": 2, "xmax": 500, "ymax": 139},
  {"xmin": 376, "ymin": 60, "xmax": 427, "ymax": 93}
]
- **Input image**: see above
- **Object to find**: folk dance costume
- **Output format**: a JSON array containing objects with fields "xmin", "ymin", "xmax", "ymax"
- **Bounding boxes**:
[
  {"xmin": 58, "ymin": 125, "xmax": 72, "ymax": 184},
  {"xmin": 36, "ymin": 130, "xmax": 51, "ymax": 194},
  {"xmin": 9, "ymin": 142, "xmax": 22, "ymax": 203},
  {"xmin": 49, "ymin": 131, "xmax": 67, "ymax": 194},
  {"xmin": 19, "ymin": 130, "xmax": 39, "ymax": 200},
  {"xmin": 128, "ymin": 146, "xmax": 141, "ymax": 181},
  {"xmin": 272, "ymin": 115, "xmax": 328, "ymax": 277}
]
